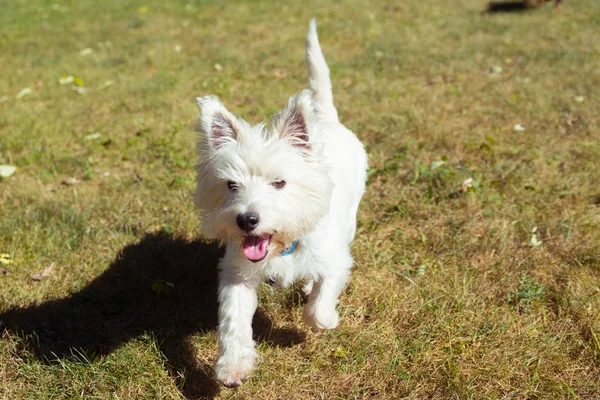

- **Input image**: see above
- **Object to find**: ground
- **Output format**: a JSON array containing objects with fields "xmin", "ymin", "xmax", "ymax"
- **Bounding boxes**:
[{"xmin": 1, "ymin": 0, "xmax": 599, "ymax": 399}]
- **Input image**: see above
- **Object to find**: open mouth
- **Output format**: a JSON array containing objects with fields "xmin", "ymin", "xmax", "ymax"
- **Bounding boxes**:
[{"xmin": 241, "ymin": 234, "xmax": 272, "ymax": 262}]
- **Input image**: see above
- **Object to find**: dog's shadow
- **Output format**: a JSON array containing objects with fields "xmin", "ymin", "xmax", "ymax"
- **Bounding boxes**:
[{"xmin": 0, "ymin": 231, "xmax": 305, "ymax": 399}]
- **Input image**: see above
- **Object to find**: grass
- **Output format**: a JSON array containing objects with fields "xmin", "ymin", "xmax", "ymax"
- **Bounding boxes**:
[{"xmin": 1, "ymin": 0, "xmax": 599, "ymax": 398}]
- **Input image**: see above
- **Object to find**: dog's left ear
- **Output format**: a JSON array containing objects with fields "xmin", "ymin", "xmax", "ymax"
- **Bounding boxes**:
[{"xmin": 272, "ymin": 90, "xmax": 314, "ymax": 149}]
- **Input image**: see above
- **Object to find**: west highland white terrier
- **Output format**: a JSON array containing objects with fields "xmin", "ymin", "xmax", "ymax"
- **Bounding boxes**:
[{"xmin": 194, "ymin": 19, "xmax": 368, "ymax": 387}]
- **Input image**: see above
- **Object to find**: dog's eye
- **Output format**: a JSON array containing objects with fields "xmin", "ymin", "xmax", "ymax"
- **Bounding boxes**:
[
  {"xmin": 272, "ymin": 179, "xmax": 286, "ymax": 189},
  {"xmin": 227, "ymin": 180, "xmax": 237, "ymax": 191}
]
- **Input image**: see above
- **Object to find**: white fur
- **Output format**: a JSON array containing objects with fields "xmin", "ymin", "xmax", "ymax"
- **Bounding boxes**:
[{"xmin": 194, "ymin": 19, "xmax": 368, "ymax": 388}]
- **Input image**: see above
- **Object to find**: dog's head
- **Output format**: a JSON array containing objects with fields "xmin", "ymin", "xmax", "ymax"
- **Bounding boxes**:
[{"xmin": 194, "ymin": 90, "xmax": 333, "ymax": 262}]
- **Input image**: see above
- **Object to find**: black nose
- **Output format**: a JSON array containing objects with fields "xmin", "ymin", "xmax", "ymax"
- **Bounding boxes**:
[{"xmin": 236, "ymin": 212, "xmax": 260, "ymax": 232}]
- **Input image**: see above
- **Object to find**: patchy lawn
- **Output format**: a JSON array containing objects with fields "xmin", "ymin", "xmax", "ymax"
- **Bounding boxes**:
[{"xmin": 1, "ymin": 0, "xmax": 599, "ymax": 398}]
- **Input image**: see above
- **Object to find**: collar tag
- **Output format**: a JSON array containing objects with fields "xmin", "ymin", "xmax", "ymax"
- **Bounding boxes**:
[{"xmin": 280, "ymin": 240, "xmax": 299, "ymax": 256}]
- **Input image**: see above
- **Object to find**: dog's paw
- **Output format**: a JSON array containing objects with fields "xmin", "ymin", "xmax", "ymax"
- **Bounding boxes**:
[
  {"xmin": 215, "ymin": 349, "xmax": 257, "ymax": 388},
  {"xmin": 302, "ymin": 280, "xmax": 314, "ymax": 296},
  {"xmin": 303, "ymin": 303, "xmax": 339, "ymax": 330}
]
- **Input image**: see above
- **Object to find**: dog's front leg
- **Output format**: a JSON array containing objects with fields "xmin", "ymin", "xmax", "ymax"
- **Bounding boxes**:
[{"xmin": 215, "ymin": 267, "xmax": 258, "ymax": 387}]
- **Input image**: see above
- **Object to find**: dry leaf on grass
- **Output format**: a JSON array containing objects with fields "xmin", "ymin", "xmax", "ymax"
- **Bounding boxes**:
[
  {"xmin": 62, "ymin": 177, "xmax": 80, "ymax": 186},
  {"xmin": 79, "ymin": 47, "xmax": 93, "ymax": 56},
  {"xmin": 0, "ymin": 253, "xmax": 14, "ymax": 265},
  {"xmin": 513, "ymin": 124, "xmax": 526, "ymax": 132},
  {"xmin": 530, "ymin": 227, "xmax": 542, "ymax": 247},
  {"xmin": 462, "ymin": 177, "xmax": 473, "ymax": 192},
  {"xmin": 32, "ymin": 263, "xmax": 55, "ymax": 281},
  {"xmin": 0, "ymin": 165, "xmax": 17, "ymax": 178},
  {"xmin": 59, "ymin": 75, "xmax": 74, "ymax": 85},
  {"xmin": 430, "ymin": 160, "xmax": 445, "ymax": 170},
  {"xmin": 84, "ymin": 132, "xmax": 101, "ymax": 141},
  {"xmin": 16, "ymin": 88, "xmax": 32, "ymax": 99}
]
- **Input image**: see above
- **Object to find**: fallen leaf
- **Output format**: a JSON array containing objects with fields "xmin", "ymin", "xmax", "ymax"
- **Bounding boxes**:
[
  {"xmin": 32, "ymin": 263, "xmax": 55, "ymax": 281},
  {"xmin": 79, "ymin": 47, "xmax": 93, "ymax": 56},
  {"xmin": 0, "ymin": 165, "xmax": 17, "ymax": 178},
  {"xmin": 84, "ymin": 132, "xmax": 101, "ymax": 141},
  {"xmin": 62, "ymin": 177, "xmax": 80, "ymax": 186},
  {"xmin": 16, "ymin": 88, "xmax": 33, "ymax": 99},
  {"xmin": 146, "ymin": 224, "xmax": 161, "ymax": 234},
  {"xmin": 333, "ymin": 346, "xmax": 348, "ymax": 357},
  {"xmin": 430, "ymin": 160, "xmax": 446, "ymax": 170},
  {"xmin": 0, "ymin": 253, "xmax": 14, "ymax": 266},
  {"xmin": 59, "ymin": 75, "xmax": 74, "ymax": 85},
  {"xmin": 530, "ymin": 227, "xmax": 542, "ymax": 247},
  {"xmin": 461, "ymin": 177, "xmax": 473, "ymax": 192}
]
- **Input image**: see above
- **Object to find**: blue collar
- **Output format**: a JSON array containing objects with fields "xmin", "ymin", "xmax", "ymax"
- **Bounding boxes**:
[{"xmin": 280, "ymin": 240, "xmax": 299, "ymax": 256}]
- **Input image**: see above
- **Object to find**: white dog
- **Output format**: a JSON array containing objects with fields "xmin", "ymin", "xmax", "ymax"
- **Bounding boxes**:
[{"xmin": 194, "ymin": 19, "xmax": 368, "ymax": 387}]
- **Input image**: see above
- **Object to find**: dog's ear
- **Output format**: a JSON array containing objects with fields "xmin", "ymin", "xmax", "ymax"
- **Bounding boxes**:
[
  {"xmin": 196, "ymin": 96, "xmax": 241, "ymax": 150},
  {"xmin": 272, "ymin": 90, "xmax": 314, "ymax": 149}
]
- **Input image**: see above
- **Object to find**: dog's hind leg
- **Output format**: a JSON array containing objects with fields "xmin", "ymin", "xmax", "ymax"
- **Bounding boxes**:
[{"xmin": 303, "ymin": 247, "xmax": 353, "ymax": 330}]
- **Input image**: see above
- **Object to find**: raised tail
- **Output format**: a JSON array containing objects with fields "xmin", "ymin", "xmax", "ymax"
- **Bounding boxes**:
[{"xmin": 306, "ymin": 19, "xmax": 339, "ymax": 121}]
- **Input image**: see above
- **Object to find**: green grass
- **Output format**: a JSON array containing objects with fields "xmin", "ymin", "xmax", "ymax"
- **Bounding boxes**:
[{"xmin": 1, "ymin": 0, "xmax": 600, "ymax": 398}]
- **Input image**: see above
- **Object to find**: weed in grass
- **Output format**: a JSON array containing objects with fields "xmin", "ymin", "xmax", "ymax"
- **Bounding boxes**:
[{"xmin": 508, "ymin": 275, "xmax": 545, "ymax": 312}]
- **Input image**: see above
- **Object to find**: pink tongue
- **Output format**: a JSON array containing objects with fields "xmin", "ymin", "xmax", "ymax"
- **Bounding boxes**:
[{"xmin": 242, "ymin": 236, "xmax": 270, "ymax": 261}]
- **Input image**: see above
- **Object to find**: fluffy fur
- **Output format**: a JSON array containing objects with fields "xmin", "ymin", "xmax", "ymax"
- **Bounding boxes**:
[{"xmin": 194, "ymin": 19, "xmax": 368, "ymax": 387}]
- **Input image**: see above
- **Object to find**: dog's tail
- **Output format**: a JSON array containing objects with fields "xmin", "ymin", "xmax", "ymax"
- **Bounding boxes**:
[{"xmin": 306, "ymin": 19, "xmax": 339, "ymax": 121}]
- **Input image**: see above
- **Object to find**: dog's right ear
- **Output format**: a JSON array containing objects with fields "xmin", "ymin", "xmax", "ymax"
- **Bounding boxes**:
[{"xmin": 196, "ymin": 96, "xmax": 240, "ymax": 150}]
